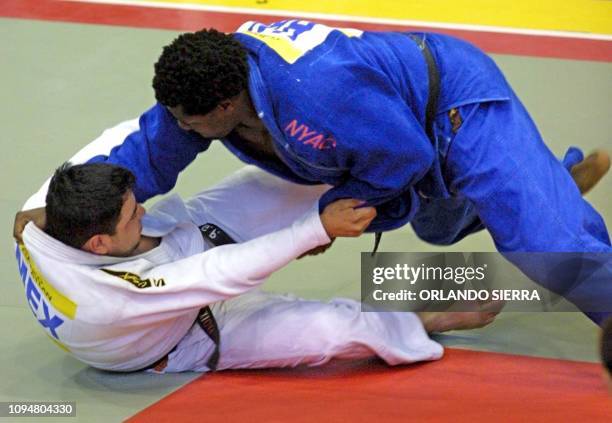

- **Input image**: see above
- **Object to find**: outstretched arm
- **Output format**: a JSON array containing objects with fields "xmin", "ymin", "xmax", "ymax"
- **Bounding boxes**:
[
  {"xmin": 96, "ymin": 199, "xmax": 375, "ymax": 322},
  {"xmin": 14, "ymin": 105, "xmax": 210, "ymax": 242},
  {"xmin": 87, "ymin": 103, "xmax": 211, "ymax": 202}
]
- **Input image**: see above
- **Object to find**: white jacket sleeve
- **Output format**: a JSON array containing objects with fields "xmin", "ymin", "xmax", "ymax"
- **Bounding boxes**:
[
  {"xmin": 183, "ymin": 166, "xmax": 330, "ymax": 242},
  {"xmin": 104, "ymin": 206, "xmax": 330, "ymax": 322},
  {"xmin": 23, "ymin": 120, "xmax": 140, "ymax": 210}
]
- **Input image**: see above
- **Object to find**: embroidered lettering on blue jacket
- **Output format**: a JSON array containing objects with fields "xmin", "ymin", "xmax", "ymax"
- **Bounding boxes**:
[
  {"xmin": 247, "ymin": 20, "xmax": 315, "ymax": 41},
  {"xmin": 284, "ymin": 119, "xmax": 337, "ymax": 150}
]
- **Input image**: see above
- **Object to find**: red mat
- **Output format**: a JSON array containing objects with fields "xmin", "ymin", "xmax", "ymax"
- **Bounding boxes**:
[{"xmin": 127, "ymin": 349, "xmax": 611, "ymax": 422}]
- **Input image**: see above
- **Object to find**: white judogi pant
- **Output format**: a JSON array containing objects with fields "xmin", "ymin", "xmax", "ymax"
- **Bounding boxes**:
[{"xmin": 165, "ymin": 290, "xmax": 442, "ymax": 372}]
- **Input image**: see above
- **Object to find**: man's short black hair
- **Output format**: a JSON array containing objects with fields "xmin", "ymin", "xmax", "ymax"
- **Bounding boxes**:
[
  {"xmin": 153, "ymin": 29, "xmax": 248, "ymax": 116},
  {"xmin": 44, "ymin": 162, "xmax": 135, "ymax": 249}
]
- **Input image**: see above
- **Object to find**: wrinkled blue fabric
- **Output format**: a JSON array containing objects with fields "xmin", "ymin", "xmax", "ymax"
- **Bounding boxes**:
[{"xmin": 88, "ymin": 23, "xmax": 611, "ymax": 324}]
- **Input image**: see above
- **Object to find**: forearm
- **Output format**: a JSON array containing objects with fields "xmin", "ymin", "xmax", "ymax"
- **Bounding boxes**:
[
  {"xmin": 196, "ymin": 205, "xmax": 330, "ymax": 292},
  {"xmin": 87, "ymin": 104, "xmax": 210, "ymax": 202},
  {"xmin": 116, "ymin": 205, "xmax": 331, "ymax": 320}
]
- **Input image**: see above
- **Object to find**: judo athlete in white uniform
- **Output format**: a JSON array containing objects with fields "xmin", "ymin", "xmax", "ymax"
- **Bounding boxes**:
[{"xmin": 15, "ymin": 121, "xmax": 451, "ymax": 373}]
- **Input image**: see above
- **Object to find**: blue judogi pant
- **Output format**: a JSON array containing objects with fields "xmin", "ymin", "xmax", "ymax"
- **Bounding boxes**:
[{"xmin": 411, "ymin": 93, "xmax": 611, "ymax": 325}]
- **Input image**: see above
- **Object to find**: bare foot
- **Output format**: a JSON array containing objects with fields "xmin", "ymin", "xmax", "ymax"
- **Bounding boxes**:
[
  {"xmin": 417, "ymin": 300, "xmax": 504, "ymax": 333},
  {"xmin": 571, "ymin": 150, "xmax": 610, "ymax": 195}
]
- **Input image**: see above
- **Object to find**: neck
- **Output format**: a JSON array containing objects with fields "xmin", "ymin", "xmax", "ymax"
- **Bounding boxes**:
[
  {"xmin": 132, "ymin": 235, "xmax": 161, "ymax": 255},
  {"xmin": 236, "ymin": 90, "xmax": 265, "ymax": 130}
]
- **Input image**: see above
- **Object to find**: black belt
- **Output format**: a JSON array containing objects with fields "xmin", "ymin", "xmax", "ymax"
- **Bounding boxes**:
[
  {"xmin": 194, "ymin": 222, "xmax": 237, "ymax": 371},
  {"xmin": 143, "ymin": 223, "xmax": 234, "ymax": 372},
  {"xmin": 371, "ymin": 34, "xmax": 440, "ymax": 256},
  {"xmin": 195, "ymin": 305, "xmax": 220, "ymax": 370},
  {"xmin": 143, "ymin": 305, "xmax": 220, "ymax": 372},
  {"xmin": 408, "ymin": 33, "xmax": 441, "ymax": 143}
]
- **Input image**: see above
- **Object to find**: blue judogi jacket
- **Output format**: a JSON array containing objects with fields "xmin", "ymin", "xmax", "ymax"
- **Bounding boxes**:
[{"xmin": 90, "ymin": 20, "xmax": 511, "ymax": 232}]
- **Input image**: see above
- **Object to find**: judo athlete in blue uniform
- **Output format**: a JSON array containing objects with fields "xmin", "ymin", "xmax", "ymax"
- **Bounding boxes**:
[{"xmin": 15, "ymin": 21, "xmax": 611, "ymax": 325}]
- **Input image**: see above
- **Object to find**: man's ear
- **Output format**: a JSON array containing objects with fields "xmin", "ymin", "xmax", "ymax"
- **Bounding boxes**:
[
  {"xmin": 82, "ymin": 234, "xmax": 111, "ymax": 255},
  {"xmin": 218, "ymin": 99, "xmax": 233, "ymax": 112}
]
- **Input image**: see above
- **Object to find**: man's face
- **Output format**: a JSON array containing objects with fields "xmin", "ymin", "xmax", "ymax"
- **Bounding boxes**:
[
  {"xmin": 168, "ymin": 103, "xmax": 238, "ymax": 139},
  {"xmin": 106, "ymin": 190, "xmax": 146, "ymax": 257}
]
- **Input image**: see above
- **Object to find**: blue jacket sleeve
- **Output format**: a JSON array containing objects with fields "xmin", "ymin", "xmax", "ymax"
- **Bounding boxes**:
[
  {"xmin": 87, "ymin": 103, "xmax": 211, "ymax": 202},
  {"xmin": 317, "ymin": 88, "xmax": 435, "ymax": 222}
]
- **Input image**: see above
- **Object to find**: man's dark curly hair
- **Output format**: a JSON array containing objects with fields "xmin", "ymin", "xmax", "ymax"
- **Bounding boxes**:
[{"xmin": 153, "ymin": 29, "xmax": 248, "ymax": 116}]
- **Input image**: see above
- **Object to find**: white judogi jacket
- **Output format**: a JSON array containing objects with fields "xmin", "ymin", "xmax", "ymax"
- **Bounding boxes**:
[
  {"xmin": 18, "ymin": 189, "xmax": 327, "ymax": 371},
  {"xmin": 16, "ymin": 120, "xmax": 331, "ymax": 372}
]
